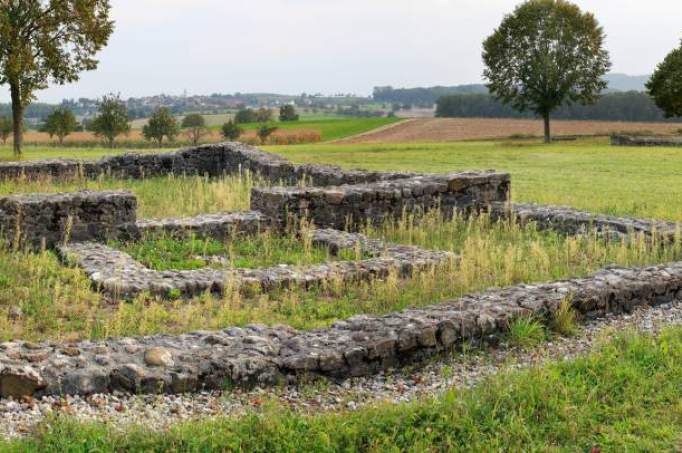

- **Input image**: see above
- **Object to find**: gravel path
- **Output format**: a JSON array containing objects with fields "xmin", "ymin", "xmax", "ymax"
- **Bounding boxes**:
[{"xmin": 2, "ymin": 301, "xmax": 682, "ymax": 439}]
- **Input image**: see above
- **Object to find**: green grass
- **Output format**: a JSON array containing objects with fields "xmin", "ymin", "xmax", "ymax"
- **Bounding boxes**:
[
  {"xmin": 270, "ymin": 138, "xmax": 682, "ymax": 221},
  {"xmin": 6, "ymin": 326, "xmax": 682, "ymax": 451},
  {"xmin": 233, "ymin": 117, "xmax": 401, "ymax": 142},
  {"xmin": 116, "ymin": 232, "xmax": 362, "ymax": 271}
]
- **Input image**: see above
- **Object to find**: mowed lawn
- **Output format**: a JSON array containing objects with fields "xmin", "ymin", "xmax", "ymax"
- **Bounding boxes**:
[{"xmin": 271, "ymin": 138, "xmax": 682, "ymax": 222}]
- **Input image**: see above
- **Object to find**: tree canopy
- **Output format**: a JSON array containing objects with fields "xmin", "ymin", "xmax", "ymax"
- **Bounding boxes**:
[
  {"xmin": 279, "ymin": 105, "xmax": 299, "ymax": 122},
  {"xmin": 181, "ymin": 114, "xmax": 208, "ymax": 145},
  {"xmin": 90, "ymin": 94, "xmax": 130, "ymax": 147},
  {"xmin": 143, "ymin": 107, "xmax": 179, "ymax": 145},
  {"xmin": 482, "ymin": 0, "xmax": 610, "ymax": 142},
  {"xmin": 0, "ymin": 0, "xmax": 114, "ymax": 155},
  {"xmin": 43, "ymin": 107, "xmax": 78, "ymax": 144},
  {"xmin": 221, "ymin": 120, "xmax": 243, "ymax": 141},
  {"xmin": 647, "ymin": 41, "xmax": 682, "ymax": 118}
]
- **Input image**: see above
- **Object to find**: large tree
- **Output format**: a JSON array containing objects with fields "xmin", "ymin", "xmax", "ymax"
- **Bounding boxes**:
[
  {"xmin": 646, "ymin": 40, "xmax": 682, "ymax": 118},
  {"xmin": 0, "ymin": 0, "xmax": 114, "ymax": 156},
  {"xmin": 482, "ymin": 0, "xmax": 610, "ymax": 142}
]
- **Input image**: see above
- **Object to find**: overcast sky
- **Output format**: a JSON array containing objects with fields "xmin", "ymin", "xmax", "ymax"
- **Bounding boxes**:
[{"xmin": 8, "ymin": 0, "xmax": 682, "ymax": 103}]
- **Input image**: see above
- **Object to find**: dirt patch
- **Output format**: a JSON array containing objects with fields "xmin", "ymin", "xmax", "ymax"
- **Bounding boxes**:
[{"xmin": 338, "ymin": 118, "xmax": 682, "ymax": 144}]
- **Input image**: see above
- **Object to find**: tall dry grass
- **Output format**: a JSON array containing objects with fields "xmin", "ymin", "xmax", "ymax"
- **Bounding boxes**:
[{"xmin": 1, "ymin": 210, "xmax": 680, "ymax": 342}]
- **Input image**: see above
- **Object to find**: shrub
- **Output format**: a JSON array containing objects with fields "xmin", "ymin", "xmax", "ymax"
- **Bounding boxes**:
[
  {"xmin": 221, "ymin": 120, "xmax": 243, "ymax": 141},
  {"xmin": 279, "ymin": 105, "xmax": 299, "ymax": 122}
]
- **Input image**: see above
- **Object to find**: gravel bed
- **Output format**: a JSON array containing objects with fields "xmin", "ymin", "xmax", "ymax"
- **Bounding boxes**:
[{"xmin": 2, "ymin": 301, "xmax": 682, "ymax": 439}]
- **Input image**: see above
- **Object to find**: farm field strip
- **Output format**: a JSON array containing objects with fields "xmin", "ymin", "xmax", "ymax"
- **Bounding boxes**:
[{"xmin": 338, "ymin": 117, "xmax": 682, "ymax": 143}]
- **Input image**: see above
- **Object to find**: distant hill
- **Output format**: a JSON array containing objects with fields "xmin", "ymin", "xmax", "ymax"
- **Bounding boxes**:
[{"xmin": 604, "ymin": 73, "xmax": 650, "ymax": 92}]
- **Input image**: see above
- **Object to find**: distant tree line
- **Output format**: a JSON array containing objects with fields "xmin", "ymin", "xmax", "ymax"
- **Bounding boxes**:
[
  {"xmin": 373, "ymin": 85, "xmax": 487, "ymax": 107},
  {"xmin": 436, "ymin": 91, "xmax": 682, "ymax": 123}
]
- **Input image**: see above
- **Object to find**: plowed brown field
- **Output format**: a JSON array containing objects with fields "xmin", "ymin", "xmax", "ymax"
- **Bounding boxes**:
[{"xmin": 337, "ymin": 118, "xmax": 682, "ymax": 144}]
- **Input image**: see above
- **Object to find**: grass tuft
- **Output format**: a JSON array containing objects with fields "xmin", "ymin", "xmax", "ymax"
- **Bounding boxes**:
[{"xmin": 507, "ymin": 316, "xmax": 547, "ymax": 349}]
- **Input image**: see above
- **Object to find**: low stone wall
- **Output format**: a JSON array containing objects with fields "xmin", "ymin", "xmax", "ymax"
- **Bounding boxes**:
[
  {"xmin": 0, "ymin": 190, "xmax": 137, "ymax": 248},
  {"xmin": 252, "ymin": 172, "xmax": 511, "ymax": 230},
  {"xmin": 0, "ymin": 142, "xmax": 414, "ymax": 186},
  {"xmin": 611, "ymin": 135, "xmax": 682, "ymax": 147},
  {"xmin": 1, "ymin": 258, "xmax": 681, "ymax": 398},
  {"xmin": 136, "ymin": 211, "xmax": 270, "ymax": 240},
  {"xmin": 491, "ymin": 202, "xmax": 678, "ymax": 241},
  {"xmin": 58, "ymin": 229, "xmax": 454, "ymax": 299}
]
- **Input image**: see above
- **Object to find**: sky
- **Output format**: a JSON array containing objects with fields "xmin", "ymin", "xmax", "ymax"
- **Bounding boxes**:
[{"xmin": 7, "ymin": 0, "xmax": 682, "ymax": 103}]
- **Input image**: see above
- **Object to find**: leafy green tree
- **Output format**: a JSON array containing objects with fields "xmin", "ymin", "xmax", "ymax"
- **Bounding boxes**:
[
  {"xmin": 256, "ymin": 125, "xmax": 278, "ymax": 144},
  {"xmin": 221, "ymin": 120, "xmax": 243, "ymax": 141},
  {"xmin": 142, "ymin": 107, "xmax": 179, "ymax": 145},
  {"xmin": 234, "ymin": 109, "xmax": 256, "ymax": 124},
  {"xmin": 0, "ymin": 116, "xmax": 12, "ymax": 145},
  {"xmin": 0, "ymin": 1, "xmax": 114, "ymax": 155},
  {"xmin": 255, "ymin": 108, "xmax": 273, "ymax": 123},
  {"xmin": 90, "ymin": 94, "xmax": 130, "ymax": 147},
  {"xmin": 181, "ymin": 114, "xmax": 209, "ymax": 145},
  {"xmin": 482, "ymin": 0, "xmax": 610, "ymax": 142},
  {"xmin": 647, "ymin": 41, "xmax": 682, "ymax": 118},
  {"xmin": 279, "ymin": 105, "xmax": 299, "ymax": 122},
  {"xmin": 43, "ymin": 108, "xmax": 78, "ymax": 144}
]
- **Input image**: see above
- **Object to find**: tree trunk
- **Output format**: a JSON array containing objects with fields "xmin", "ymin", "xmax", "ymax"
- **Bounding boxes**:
[
  {"xmin": 543, "ymin": 111, "xmax": 551, "ymax": 144},
  {"xmin": 10, "ymin": 82, "xmax": 23, "ymax": 156}
]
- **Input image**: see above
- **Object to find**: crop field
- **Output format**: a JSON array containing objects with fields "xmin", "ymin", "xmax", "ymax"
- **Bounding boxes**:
[{"xmin": 338, "ymin": 117, "xmax": 682, "ymax": 143}]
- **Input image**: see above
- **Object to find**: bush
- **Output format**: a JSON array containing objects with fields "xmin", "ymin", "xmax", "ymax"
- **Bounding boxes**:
[{"xmin": 279, "ymin": 105, "xmax": 299, "ymax": 122}]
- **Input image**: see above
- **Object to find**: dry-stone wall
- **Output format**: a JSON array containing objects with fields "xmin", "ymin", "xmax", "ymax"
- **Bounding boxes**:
[
  {"xmin": 492, "ymin": 202, "xmax": 679, "ymax": 241},
  {"xmin": 252, "ymin": 172, "xmax": 510, "ymax": 230},
  {"xmin": 0, "ymin": 190, "xmax": 137, "ymax": 248},
  {"xmin": 1, "ymin": 260, "xmax": 681, "ymax": 398},
  {"xmin": 0, "ymin": 142, "xmax": 414, "ymax": 185},
  {"xmin": 136, "ymin": 211, "xmax": 270, "ymax": 240},
  {"xmin": 611, "ymin": 135, "xmax": 682, "ymax": 147},
  {"xmin": 58, "ymin": 229, "xmax": 455, "ymax": 299}
]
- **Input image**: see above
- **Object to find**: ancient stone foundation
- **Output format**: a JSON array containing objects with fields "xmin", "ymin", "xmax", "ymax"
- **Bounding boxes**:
[
  {"xmin": 0, "ymin": 260, "xmax": 680, "ymax": 398},
  {"xmin": 491, "ymin": 202, "xmax": 679, "ymax": 241},
  {"xmin": 58, "ymin": 229, "xmax": 454, "ymax": 299},
  {"xmin": 611, "ymin": 135, "xmax": 682, "ymax": 147},
  {"xmin": 0, "ymin": 142, "xmax": 680, "ymax": 399},
  {"xmin": 0, "ymin": 190, "xmax": 137, "ymax": 248},
  {"xmin": 252, "ymin": 172, "xmax": 510, "ymax": 230}
]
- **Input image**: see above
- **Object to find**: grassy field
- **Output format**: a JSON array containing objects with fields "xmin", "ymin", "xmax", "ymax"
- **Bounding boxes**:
[
  {"xmin": 234, "ymin": 117, "xmax": 401, "ymax": 142},
  {"xmin": 271, "ymin": 138, "xmax": 682, "ymax": 221},
  {"xmin": 116, "ymin": 230, "xmax": 361, "ymax": 271},
  {"xmin": 4, "ymin": 326, "xmax": 682, "ymax": 451}
]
